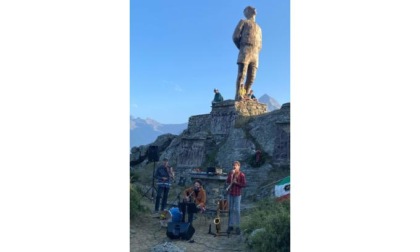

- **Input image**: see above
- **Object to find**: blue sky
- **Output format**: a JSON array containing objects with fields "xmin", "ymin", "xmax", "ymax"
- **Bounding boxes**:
[{"xmin": 130, "ymin": 0, "xmax": 290, "ymax": 124}]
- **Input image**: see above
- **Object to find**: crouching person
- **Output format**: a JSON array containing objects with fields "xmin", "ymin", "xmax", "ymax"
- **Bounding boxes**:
[{"xmin": 178, "ymin": 179, "xmax": 206, "ymax": 225}]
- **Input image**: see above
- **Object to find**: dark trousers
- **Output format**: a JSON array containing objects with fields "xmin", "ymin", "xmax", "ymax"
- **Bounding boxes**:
[
  {"xmin": 178, "ymin": 202, "xmax": 198, "ymax": 224},
  {"xmin": 155, "ymin": 186, "xmax": 169, "ymax": 211}
]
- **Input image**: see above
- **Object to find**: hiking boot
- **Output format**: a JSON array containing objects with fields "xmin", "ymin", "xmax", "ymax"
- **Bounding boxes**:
[{"xmin": 235, "ymin": 227, "xmax": 241, "ymax": 235}]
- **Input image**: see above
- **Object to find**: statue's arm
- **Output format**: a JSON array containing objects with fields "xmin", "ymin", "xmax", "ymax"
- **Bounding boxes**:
[
  {"xmin": 232, "ymin": 20, "xmax": 245, "ymax": 49},
  {"xmin": 258, "ymin": 27, "xmax": 263, "ymax": 52}
]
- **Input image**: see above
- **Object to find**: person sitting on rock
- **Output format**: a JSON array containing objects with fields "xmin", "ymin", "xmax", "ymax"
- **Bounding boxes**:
[
  {"xmin": 178, "ymin": 179, "xmax": 206, "ymax": 225},
  {"xmin": 247, "ymin": 89, "xmax": 257, "ymax": 101},
  {"xmin": 212, "ymin": 88, "xmax": 224, "ymax": 105}
]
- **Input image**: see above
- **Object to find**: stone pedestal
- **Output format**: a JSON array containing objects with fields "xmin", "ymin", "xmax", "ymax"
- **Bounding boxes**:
[
  {"xmin": 210, "ymin": 99, "xmax": 267, "ymax": 136},
  {"xmin": 234, "ymin": 100, "xmax": 267, "ymax": 116}
]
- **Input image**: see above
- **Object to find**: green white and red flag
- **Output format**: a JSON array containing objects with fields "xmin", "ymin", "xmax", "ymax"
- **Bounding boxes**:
[{"xmin": 275, "ymin": 176, "xmax": 290, "ymax": 201}]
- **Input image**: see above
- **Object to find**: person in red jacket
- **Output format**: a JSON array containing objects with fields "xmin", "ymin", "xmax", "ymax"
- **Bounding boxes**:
[{"xmin": 225, "ymin": 161, "xmax": 247, "ymax": 235}]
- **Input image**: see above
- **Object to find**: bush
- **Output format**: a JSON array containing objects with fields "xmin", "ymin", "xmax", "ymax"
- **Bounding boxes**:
[
  {"xmin": 130, "ymin": 162, "xmax": 156, "ymax": 184},
  {"xmin": 241, "ymin": 198, "xmax": 290, "ymax": 252},
  {"xmin": 130, "ymin": 183, "xmax": 148, "ymax": 220},
  {"xmin": 130, "ymin": 169, "xmax": 140, "ymax": 183}
]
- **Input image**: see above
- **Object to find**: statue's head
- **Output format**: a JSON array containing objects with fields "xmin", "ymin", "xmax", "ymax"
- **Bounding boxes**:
[{"xmin": 244, "ymin": 6, "xmax": 257, "ymax": 19}]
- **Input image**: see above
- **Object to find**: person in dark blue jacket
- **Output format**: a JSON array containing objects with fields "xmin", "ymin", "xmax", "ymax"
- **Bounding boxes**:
[
  {"xmin": 154, "ymin": 158, "xmax": 174, "ymax": 213},
  {"xmin": 247, "ymin": 89, "xmax": 257, "ymax": 101},
  {"xmin": 212, "ymin": 88, "xmax": 224, "ymax": 105}
]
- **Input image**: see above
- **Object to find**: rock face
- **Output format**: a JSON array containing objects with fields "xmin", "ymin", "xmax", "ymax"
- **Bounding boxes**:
[{"xmin": 131, "ymin": 100, "xmax": 290, "ymax": 209}]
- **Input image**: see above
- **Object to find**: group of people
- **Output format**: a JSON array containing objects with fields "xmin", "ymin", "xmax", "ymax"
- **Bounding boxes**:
[
  {"xmin": 154, "ymin": 158, "xmax": 206, "ymax": 225},
  {"xmin": 153, "ymin": 5, "xmax": 258, "ymax": 235},
  {"xmin": 153, "ymin": 158, "xmax": 246, "ymax": 235},
  {"xmin": 238, "ymin": 84, "xmax": 257, "ymax": 101},
  {"xmin": 212, "ymin": 86, "xmax": 257, "ymax": 104}
]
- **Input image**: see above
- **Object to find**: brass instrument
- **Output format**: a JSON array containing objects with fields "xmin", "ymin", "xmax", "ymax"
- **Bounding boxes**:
[
  {"xmin": 213, "ymin": 201, "xmax": 221, "ymax": 234},
  {"xmin": 208, "ymin": 200, "xmax": 230, "ymax": 237}
]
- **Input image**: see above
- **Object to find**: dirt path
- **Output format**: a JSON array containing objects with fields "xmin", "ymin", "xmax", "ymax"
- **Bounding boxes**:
[{"xmin": 130, "ymin": 201, "xmax": 252, "ymax": 252}]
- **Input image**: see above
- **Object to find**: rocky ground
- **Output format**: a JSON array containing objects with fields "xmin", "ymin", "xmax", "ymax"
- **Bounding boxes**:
[{"xmin": 130, "ymin": 200, "xmax": 253, "ymax": 252}]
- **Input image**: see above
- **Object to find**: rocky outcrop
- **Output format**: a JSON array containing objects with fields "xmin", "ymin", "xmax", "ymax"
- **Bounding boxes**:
[{"xmin": 131, "ymin": 101, "xmax": 290, "ymax": 209}]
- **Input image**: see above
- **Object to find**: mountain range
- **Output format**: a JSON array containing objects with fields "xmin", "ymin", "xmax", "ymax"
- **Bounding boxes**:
[
  {"xmin": 258, "ymin": 94, "xmax": 282, "ymax": 112},
  {"xmin": 130, "ymin": 117, "xmax": 187, "ymax": 148},
  {"xmin": 130, "ymin": 94, "xmax": 282, "ymax": 147}
]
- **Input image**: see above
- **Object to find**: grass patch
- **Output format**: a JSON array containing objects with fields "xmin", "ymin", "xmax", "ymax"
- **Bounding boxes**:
[
  {"xmin": 267, "ymin": 165, "xmax": 290, "ymax": 182},
  {"xmin": 130, "ymin": 162, "xmax": 157, "ymax": 184},
  {"xmin": 241, "ymin": 198, "xmax": 290, "ymax": 252},
  {"xmin": 130, "ymin": 183, "xmax": 149, "ymax": 220}
]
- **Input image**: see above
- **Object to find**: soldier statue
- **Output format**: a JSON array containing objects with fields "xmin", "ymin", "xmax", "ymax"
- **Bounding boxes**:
[{"xmin": 232, "ymin": 6, "xmax": 262, "ymax": 101}]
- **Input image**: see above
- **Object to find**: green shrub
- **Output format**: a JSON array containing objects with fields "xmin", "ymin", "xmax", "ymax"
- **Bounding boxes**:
[
  {"xmin": 268, "ymin": 165, "xmax": 290, "ymax": 179},
  {"xmin": 242, "ymin": 198, "xmax": 290, "ymax": 252},
  {"xmin": 130, "ymin": 184, "xmax": 148, "ymax": 220},
  {"xmin": 130, "ymin": 170, "xmax": 140, "ymax": 183},
  {"xmin": 130, "ymin": 162, "xmax": 155, "ymax": 184}
]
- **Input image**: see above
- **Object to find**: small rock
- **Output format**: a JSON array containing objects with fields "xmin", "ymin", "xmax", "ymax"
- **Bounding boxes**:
[{"xmin": 150, "ymin": 241, "xmax": 185, "ymax": 252}]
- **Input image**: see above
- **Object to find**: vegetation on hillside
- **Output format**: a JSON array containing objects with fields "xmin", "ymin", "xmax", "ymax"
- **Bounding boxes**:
[
  {"xmin": 130, "ymin": 183, "xmax": 148, "ymax": 220},
  {"xmin": 241, "ymin": 198, "xmax": 290, "ymax": 252}
]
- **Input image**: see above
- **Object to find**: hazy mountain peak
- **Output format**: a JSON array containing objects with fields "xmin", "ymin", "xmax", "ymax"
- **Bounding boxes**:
[
  {"xmin": 145, "ymin": 117, "xmax": 161, "ymax": 130},
  {"xmin": 258, "ymin": 94, "xmax": 281, "ymax": 112},
  {"xmin": 130, "ymin": 116, "xmax": 188, "ymax": 147}
]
